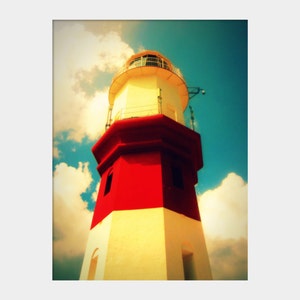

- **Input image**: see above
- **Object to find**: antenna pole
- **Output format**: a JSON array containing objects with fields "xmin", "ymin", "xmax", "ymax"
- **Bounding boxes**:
[
  {"xmin": 187, "ymin": 87, "xmax": 206, "ymax": 131},
  {"xmin": 189, "ymin": 105, "xmax": 195, "ymax": 131}
]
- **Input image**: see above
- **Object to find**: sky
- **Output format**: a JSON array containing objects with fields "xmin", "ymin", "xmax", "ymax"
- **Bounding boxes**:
[{"xmin": 52, "ymin": 20, "xmax": 248, "ymax": 280}]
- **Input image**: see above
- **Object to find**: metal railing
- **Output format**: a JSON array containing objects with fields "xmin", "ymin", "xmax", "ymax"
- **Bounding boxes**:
[
  {"xmin": 112, "ymin": 55, "xmax": 185, "ymax": 82},
  {"xmin": 114, "ymin": 103, "xmax": 159, "ymax": 121}
]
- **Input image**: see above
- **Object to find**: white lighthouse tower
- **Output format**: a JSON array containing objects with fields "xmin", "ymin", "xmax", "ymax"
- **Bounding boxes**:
[{"xmin": 80, "ymin": 50, "xmax": 212, "ymax": 280}]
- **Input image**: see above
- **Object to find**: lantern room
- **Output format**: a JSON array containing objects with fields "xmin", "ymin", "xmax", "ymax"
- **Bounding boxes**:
[{"xmin": 106, "ymin": 50, "xmax": 189, "ymax": 129}]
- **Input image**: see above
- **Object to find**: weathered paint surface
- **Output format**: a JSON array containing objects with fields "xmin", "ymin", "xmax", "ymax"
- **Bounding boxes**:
[{"xmin": 80, "ymin": 208, "xmax": 212, "ymax": 280}]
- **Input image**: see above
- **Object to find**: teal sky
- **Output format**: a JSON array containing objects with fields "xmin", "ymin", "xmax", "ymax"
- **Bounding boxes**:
[{"xmin": 53, "ymin": 20, "xmax": 247, "ymax": 280}]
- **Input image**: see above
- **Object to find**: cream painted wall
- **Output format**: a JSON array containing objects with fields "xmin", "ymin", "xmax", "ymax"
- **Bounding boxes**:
[
  {"xmin": 80, "ymin": 208, "xmax": 212, "ymax": 280},
  {"xmin": 110, "ymin": 74, "xmax": 186, "ymax": 125},
  {"xmin": 79, "ymin": 214, "xmax": 112, "ymax": 280},
  {"xmin": 157, "ymin": 76, "xmax": 185, "ymax": 125},
  {"xmin": 104, "ymin": 208, "xmax": 168, "ymax": 280},
  {"xmin": 164, "ymin": 209, "xmax": 212, "ymax": 280},
  {"xmin": 111, "ymin": 75, "xmax": 159, "ymax": 123}
]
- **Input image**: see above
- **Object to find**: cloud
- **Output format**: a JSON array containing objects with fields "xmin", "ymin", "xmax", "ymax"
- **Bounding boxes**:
[
  {"xmin": 206, "ymin": 237, "xmax": 248, "ymax": 280},
  {"xmin": 53, "ymin": 162, "xmax": 93, "ymax": 259},
  {"xmin": 197, "ymin": 172, "xmax": 248, "ymax": 279},
  {"xmin": 53, "ymin": 146, "xmax": 59, "ymax": 159},
  {"xmin": 198, "ymin": 172, "xmax": 248, "ymax": 240},
  {"xmin": 53, "ymin": 139, "xmax": 61, "ymax": 159},
  {"xmin": 92, "ymin": 181, "xmax": 100, "ymax": 202},
  {"xmin": 67, "ymin": 88, "xmax": 110, "ymax": 141},
  {"xmin": 53, "ymin": 22, "xmax": 135, "ymax": 142}
]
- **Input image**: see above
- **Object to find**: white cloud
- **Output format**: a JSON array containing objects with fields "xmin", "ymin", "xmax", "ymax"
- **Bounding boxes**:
[
  {"xmin": 53, "ymin": 22, "xmax": 135, "ymax": 142},
  {"xmin": 53, "ymin": 146, "xmax": 59, "ymax": 159},
  {"xmin": 66, "ymin": 88, "xmax": 110, "ymax": 141},
  {"xmin": 198, "ymin": 172, "xmax": 248, "ymax": 279},
  {"xmin": 53, "ymin": 162, "xmax": 93, "ymax": 259},
  {"xmin": 53, "ymin": 139, "xmax": 61, "ymax": 159},
  {"xmin": 198, "ymin": 172, "xmax": 248, "ymax": 240},
  {"xmin": 92, "ymin": 181, "xmax": 100, "ymax": 202}
]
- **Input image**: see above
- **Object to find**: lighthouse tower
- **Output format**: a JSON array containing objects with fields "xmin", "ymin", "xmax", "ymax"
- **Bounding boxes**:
[{"xmin": 80, "ymin": 50, "xmax": 212, "ymax": 280}]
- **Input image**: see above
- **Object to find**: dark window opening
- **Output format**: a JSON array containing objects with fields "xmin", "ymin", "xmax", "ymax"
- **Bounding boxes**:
[
  {"xmin": 172, "ymin": 166, "xmax": 184, "ymax": 189},
  {"xmin": 145, "ymin": 54, "xmax": 161, "ymax": 67},
  {"xmin": 183, "ymin": 253, "xmax": 196, "ymax": 280},
  {"xmin": 104, "ymin": 173, "xmax": 113, "ymax": 195},
  {"xmin": 128, "ymin": 54, "xmax": 171, "ymax": 70}
]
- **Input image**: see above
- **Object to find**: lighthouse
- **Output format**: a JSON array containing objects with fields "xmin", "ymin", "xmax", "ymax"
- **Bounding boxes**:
[{"xmin": 79, "ymin": 50, "xmax": 212, "ymax": 280}]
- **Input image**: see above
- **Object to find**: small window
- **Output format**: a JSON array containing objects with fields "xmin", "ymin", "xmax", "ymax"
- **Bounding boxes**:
[
  {"xmin": 172, "ymin": 166, "xmax": 184, "ymax": 189},
  {"xmin": 104, "ymin": 172, "xmax": 113, "ymax": 195},
  {"xmin": 145, "ymin": 54, "xmax": 161, "ymax": 67}
]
